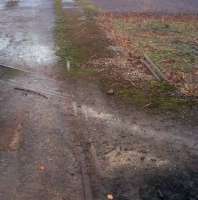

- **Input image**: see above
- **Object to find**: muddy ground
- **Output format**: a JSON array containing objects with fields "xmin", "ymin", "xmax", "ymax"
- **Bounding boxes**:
[{"xmin": 0, "ymin": 0, "xmax": 198, "ymax": 200}]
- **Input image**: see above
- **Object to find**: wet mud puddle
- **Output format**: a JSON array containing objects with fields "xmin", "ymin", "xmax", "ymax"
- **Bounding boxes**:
[
  {"xmin": 0, "ymin": 0, "xmax": 48, "ymax": 10},
  {"xmin": 0, "ymin": 0, "xmax": 57, "ymax": 73}
]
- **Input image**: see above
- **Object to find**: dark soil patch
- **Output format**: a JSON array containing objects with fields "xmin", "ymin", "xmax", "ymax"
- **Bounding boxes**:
[
  {"xmin": 140, "ymin": 170, "xmax": 198, "ymax": 200},
  {"xmin": 100, "ymin": 167, "xmax": 198, "ymax": 200}
]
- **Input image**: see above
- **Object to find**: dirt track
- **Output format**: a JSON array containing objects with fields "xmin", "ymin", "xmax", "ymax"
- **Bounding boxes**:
[{"xmin": 0, "ymin": 0, "xmax": 198, "ymax": 200}]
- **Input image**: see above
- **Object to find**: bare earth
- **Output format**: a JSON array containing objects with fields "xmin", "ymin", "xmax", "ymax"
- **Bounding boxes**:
[{"xmin": 0, "ymin": 0, "xmax": 198, "ymax": 200}]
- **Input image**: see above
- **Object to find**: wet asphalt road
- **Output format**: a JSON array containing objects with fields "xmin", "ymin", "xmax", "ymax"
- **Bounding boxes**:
[
  {"xmin": 91, "ymin": 0, "xmax": 198, "ymax": 13},
  {"xmin": 0, "ymin": 1, "xmax": 84, "ymax": 199},
  {"xmin": 0, "ymin": 1, "xmax": 198, "ymax": 200}
]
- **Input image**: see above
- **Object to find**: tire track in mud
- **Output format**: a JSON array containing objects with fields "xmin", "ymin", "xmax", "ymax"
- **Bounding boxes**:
[
  {"xmin": 0, "ymin": 74, "xmax": 99, "ymax": 200},
  {"xmin": 72, "ymin": 129, "xmax": 93, "ymax": 200},
  {"xmin": 70, "ymin": 119, "xmax": 101, "ymax": 200},
  {"xmin": 69, "ymin": 103, "xmax": 103, "ymax": 200}
]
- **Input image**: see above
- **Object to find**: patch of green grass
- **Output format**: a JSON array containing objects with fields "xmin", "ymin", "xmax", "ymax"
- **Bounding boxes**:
[
  {"xmin": 101, "ymin": 78, "xmax": 196, "ymax": 113},
  {"xmin": 54, "ymin": 0, "xmax": 110, "ymax": 76},
  {"xmin": 144, "ymin": 20, "xmax": 181, "ymax": 33},
  {"xmin": 117, "ymin": 83, "xmax": 195, "ymax": 112}
]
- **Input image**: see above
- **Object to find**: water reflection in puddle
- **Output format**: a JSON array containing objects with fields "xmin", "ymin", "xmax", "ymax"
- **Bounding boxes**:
[
  {"xmin": 0, "ymin": 0, "xmax": 46, "ymax": 10},
  {"xmin": 17, "ymin": 44, "xmax": 57, "ymax": 65},
  {"xmin": 0, "ymin": 32, "xmax": 57, "ymax": 66},
  {"xmin": 0, "ymin": 38, "xmax": 10, "ymax": 51}
]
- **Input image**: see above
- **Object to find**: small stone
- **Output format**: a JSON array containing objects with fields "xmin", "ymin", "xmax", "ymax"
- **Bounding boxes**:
[
  {"xmin": 151, "ymin": 158, "xmax": 157, "ymax": 162},
  {"xmin": 107, "ymin": 45, "xmax": 124, "ymax": 56},
  {"xmin": 107, "ymin": 193, "xmax": 114, "ymax": 200},
  {"xmin": 38, "ymin": 165, "xmax": 45, "ymax": 172},
  {"xmin": 106, "ymin": 89, "xmax": 114, "ymax": 95},
  {"xmin": 140, "ymin": 156, "xmax": 145, "ymax": 161}
]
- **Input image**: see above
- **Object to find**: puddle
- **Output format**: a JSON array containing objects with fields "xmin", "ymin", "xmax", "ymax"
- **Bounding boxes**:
[
  {"xmin": 0, "ymin": 4, "xmax": 57, "ymax": 68},
  {"xmin": 17, "ymin": 44, "xmax": 57, "ymax": 65},
  {"xmin": 0, "ymin": 37, "xmax": 10, "ymax": 51},
  {"xmin": 0, "ymin": 0, "xmax": 45, "ymax": 10},
  {"xmin": 0, "ymin": 36, "xmax": 57, "ymax": 67}
]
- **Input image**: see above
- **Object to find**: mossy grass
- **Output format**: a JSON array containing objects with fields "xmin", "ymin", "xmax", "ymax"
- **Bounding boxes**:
[
  {"xmin": 101, "ymin": 78, "xmax": 197, "ymax": 116},
  {"xmin": 54, "ymin": 0, "xmax": 110, "ymax": 77}
]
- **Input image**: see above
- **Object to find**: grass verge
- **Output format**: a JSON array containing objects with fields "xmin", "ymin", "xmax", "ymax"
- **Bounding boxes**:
[
  {"xmin": 54, "ymin": 0, "xmax": 198, "ymax": 118},
  {"xmin": 101, "ymin": 78, "xmax": 197, "ymax": 118},
  {"xmin": 54, "ymin": 0, "xmax": 111, "ymax": 77},
  {"xmin": 98, "ymin": 14, "xmax": 198, "ymax": 97}
]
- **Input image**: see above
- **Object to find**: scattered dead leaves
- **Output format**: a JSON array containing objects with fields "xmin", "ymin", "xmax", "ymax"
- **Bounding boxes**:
[{"xmin": 96, "ymin": 13, "xmax": 198, "ymax": 97}]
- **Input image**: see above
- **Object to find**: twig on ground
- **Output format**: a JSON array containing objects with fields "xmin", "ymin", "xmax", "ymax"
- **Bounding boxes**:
[
  {"xmin": 141, "ymin": 59, "xmax": 161, "ymax": 81},
  {"xmin": 14, "ymin": 87, "xmax": 48, "ymax": 99},
  {"xmin": 142, "ymin": 54, "xmax": 168, "ymax": 82}
]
